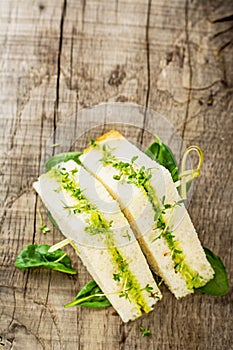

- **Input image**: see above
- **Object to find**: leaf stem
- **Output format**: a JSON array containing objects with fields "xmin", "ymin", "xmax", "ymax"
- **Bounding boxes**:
[
  {"xmin": 65, "ymin": 292, "xmax": 114, "ymax": 308},
  {"xmin": 38, "ymin": 209, "xmax": 43, "ymax": 226},
  {"xmin": 54, "ymin": 253, "xmax": 67, "ymax": 263}
]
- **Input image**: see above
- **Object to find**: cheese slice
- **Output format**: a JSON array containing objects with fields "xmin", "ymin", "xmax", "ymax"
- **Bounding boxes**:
[
  {"xmin": 80, "ymin": 130, "xmax": 214, "ymax": 298},
  {"xmin": 33, "ymin": 160, "xmax": 161, "ymax": 322}
]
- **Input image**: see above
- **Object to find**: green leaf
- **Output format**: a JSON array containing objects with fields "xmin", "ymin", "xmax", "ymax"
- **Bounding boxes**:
[
  {"xmin": 64, "ymin": 280, "xmax": 111, "ymax": 308},
  {"xmin": 144, "ymin": 284, "xmax": 153, "ymax": 293},
  {"xmin": 139, "ymin": 326, "xmax": 151, "ymax": 337},
  {"xmin": 14, "ymin": 244, "xmax": 77, "ymax": 275},
  {"xmin": 113, "ymin": 273, "xmax": 121, "ymax": 282},
  {"xmin": 45, "ymin": 152, "xmax": 82, "ymax": 171},
  {"xmin": 38, "ymin": 210, "xmax": 50, "ymax": 234},
  {"xmin": 131, "ymin": 155, "xmax": 138, "ymax": 163},
  {"xmin": 39, "ymin": 223, "xmax": 50, "ymax": 234},
  {"xmin": 145, "ymin": 136, "xmax": 179, "ymax": 182},
  {"xmin": 196, "ymin": 247, "xmax": 229, "ymax": 296}
]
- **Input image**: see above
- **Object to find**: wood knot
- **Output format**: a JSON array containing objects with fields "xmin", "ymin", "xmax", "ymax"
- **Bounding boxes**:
[
  {"xmin": 38, "ymin": 3, "xmax": 45, "ymax": 11},
  {"xmin": 108, "ymin": 65, "xmax": 126, "ymax": 87}
]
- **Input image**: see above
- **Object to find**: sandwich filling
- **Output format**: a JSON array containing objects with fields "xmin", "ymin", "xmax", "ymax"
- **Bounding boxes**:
[
  {"xmin": 47, "ymin": 164, "xmax": 159, "ymax": 313},
  {"xmin": 89, "ymin": 141, "xmax": 205, "ymax": 290}
]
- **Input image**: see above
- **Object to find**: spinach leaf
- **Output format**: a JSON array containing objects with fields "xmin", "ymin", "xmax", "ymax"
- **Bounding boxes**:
[
  {"xmin": 196, "ymin": 247, "xmax": 229, "ymax": 296},
  {"xmin": 45, "ymin": 152, "xmax": 82, "ymax": 171},
  {"xmin": 14, "ymin": 244, "xmax": 77, "ymax": 275},
  {"xmin": 64, "ymin": 280, "xmax": 111, "ymax": 308},
  {"xmin": 145, "ymin": 135, "xmax": 179, "ymax": 182}
]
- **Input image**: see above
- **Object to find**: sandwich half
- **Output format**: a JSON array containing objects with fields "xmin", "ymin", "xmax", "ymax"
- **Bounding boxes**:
[
  {"xmin": 33, "ymin": 160, "xmax": 162, "ymax": 322},
  {"xmin": 80, "ymin": 130, "xmax": 214, "ymax": 298}
]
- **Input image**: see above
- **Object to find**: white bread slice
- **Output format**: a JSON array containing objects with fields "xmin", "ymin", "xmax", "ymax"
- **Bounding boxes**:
[
  {"xmin": 80, "ymin": 130, "xmax": 214, "ymax": 298},
  {"xmin": 33, "ymin": 160, "xmax": 161, "ymax": 322}
]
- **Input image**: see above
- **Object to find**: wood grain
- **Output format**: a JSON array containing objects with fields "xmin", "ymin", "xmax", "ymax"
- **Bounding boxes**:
[{"xmin": 1, "ymin": 0, "xmax": 232, "ymax": 349}]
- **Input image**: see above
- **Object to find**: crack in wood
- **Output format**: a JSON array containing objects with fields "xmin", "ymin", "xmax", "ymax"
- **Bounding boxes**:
[
  {"xmin": 139, "ymin": 0, "xmax": 151, "ymax": 146},
  {"xmin": 119, "ymin": 322, "xmax": 126, "ymax": 349},
  {"xmin": 45, "ymin": 273, "xmax": 52, "ymax": 306},
  {"xmin": 53, "ymin": 0, "xmax": 67, "ymax": 147},
  {"xmin": 70, "ymin": 29, "xmax": 74, "ymax": 91},
  {"xmin": 181, "ymin": 0, "xmax": 193, "ymax": 140},
  {"xmin": 185, "ymin": 80, "xmax": 225, "ymax": 91},
  {"xmin": 115, "ymin": 0, "xmax": 119, "ymax": 20},
  {"xmin": 212, "ymin": 14, "xmax": 233, "ymax": 23},
  {"xmin": 31, "ymin": 101, "xmax": 45, "ymax": 245},
  {"xmin": 9, "ymin": 81, "xmax": 23, "ymax": 151},
  {"xmin": 8, "ymin": 292, "xmax": 63, "ymax": 348},
  {"xmin": 8, "ymin": 319, "xmax": 46, "ymax": 350},
  {"xmin": 0, "ymin": 189, "xmax": 30, "ymax": 232},
  {"xmin": 82, "ymin": 0, "xmax": 86, "ymax": 32},
  {"xmin": 212, "ymin": 24, "xmax": 233, "ymax": 39},
  {"xmin": 36, "ymin": 308, "xmax": 46, "ymax": 343},
  {"xmin": 36, "ymin": 300, "xmax": 62, "ymax": 347},
  {"xmin": 218, "ymin": 40, "xmax": 232, "ymax": 54},
  {"xmin": 119, "ymin": 321, "xmax": 134, "ymax": 349},
  {"xmin": 8, "ymin": 289, "xmax": 16, "ymax": 332},
  {"xmin": 32, "ymin": 196, "xmax": 38, "ymax": 246},
  {"xmin": 22, "ymin": 101, "xmax": 50, "ymax": 300},
  {"xmin": 145, "ymin": 0, "xmax": 151, "ymax": 111}
]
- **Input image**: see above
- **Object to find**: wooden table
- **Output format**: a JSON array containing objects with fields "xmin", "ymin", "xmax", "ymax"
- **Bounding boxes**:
[{"xmin": 1, "ymin": 1, "xmax": 232, "ymax": 349}]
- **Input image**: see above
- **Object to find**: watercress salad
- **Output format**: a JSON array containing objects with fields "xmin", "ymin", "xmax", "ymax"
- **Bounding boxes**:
[{"xmin": 15, "ymin": 135, "xmax": 229, "ymax": 309}]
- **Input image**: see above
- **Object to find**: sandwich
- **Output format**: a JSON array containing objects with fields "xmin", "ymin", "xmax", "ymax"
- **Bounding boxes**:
[
  {"xmin": 33, "ymin": 160, "xmax": 162, "ymax": 322},
  {"xmin": 80, "ymin": 130, "xmax": 215, "ymax": 298}
]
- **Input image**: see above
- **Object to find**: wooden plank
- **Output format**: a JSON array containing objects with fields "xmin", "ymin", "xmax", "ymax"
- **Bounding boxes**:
[{"xmin": 1, "ymin": 0, "xmax": 232, "ymax": 349}]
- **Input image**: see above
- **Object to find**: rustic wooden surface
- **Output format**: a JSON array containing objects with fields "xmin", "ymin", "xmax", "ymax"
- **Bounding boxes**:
[{"xmin": 1, "ymin": 0, "xmax": 233, "ymax": 349}]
